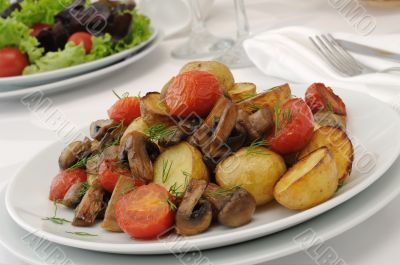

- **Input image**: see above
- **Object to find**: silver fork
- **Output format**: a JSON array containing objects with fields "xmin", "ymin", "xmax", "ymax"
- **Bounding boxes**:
[{"xmin": 309, "ymin": 34, "xmax": 400, "ymax": 76}]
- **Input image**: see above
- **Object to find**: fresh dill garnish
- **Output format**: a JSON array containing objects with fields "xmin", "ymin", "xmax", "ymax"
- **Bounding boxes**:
[
  {"xmin": 168, "ymin": 182, "xmax": 184, "ymax": 198},
  {"xmin": 206, "ymin": 186, "xmax": 240, "ymax": 197},
  {"xmin": 249, "ymin": 103, "xmax": 263, "ymax": 111},
  {"xmin": 161, "ymin": 159, "xmax": 173, "ymax": 183},
  {"xmin": 67, "ymin": 154, "xmax": 97, "ymax": 170},
  {"xmin": 42, "ymin": 201, "xmax": 70, "ymax": 225},
  {"xmin": 66, "ymin": 231, "xmax": 98, "ymax": 237},
  {"xmin": 112, "ymin": 89, "xmax": 129, "ymax": 99},
  {"xmin": 79, "ymin": 182, "xmax": 90, "ymax": 196},
  {"xmin": 246, "ymin": 139, "xmax": 269, "ymax": 156},
  {"xmin": 161, "ymin": 193, "xmax": 177, "ymax": 211},
  {"xmin": 144, "ymin": 124, "xmax": 177, "ymax": 141},
  {"xmin": 273, "ymin": 105, "xmax": 293, "ymax": 136},
  {"xmin": 181, "ymin": 170, "xmax": 191, "ymax": 187}
]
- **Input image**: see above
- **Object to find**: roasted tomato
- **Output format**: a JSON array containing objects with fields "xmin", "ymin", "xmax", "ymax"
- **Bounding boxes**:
[
  {"xmin": 98, "ymin": 160, "xmax": 131, "ymax": 193},
  {"xmin": 30, "ymin": 23, "xmax": 51, "ymax": 37},
  {"xmin": 107, "ymin": 96, "xmax": 141, "ymax": 126},
  {"xmin": 165, "ymin": 70, "xmax": 223, "ymax": 117},
  {"xmin": 115, "ymin": 184, "xmax": 175, "ymax": 239},
  {"xmin": 268, "ymin": 98, "xmax": 314, "ymax": 155},
  {"xmin": 0, "ymin": 48, "xmax": 29, "ymax": 77},
  {"xmin": 49, "ymin": 169, "xmax": 87, "ymax": 201},
  {"xmin": 305, "ymin": 83, "xmax": 346, "ymax": 115},
  {"xmin": 68, "ymin": 32, "xmax": 92, "ymax": 54}
]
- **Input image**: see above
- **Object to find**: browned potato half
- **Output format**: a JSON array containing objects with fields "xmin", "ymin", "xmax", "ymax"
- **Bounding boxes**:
[
  {"xmin": 121, "ymin": 117, "xmax": 148, "ymax": 144},
  {"xmin": 314, "ymin": 111, "xmax": 347, "ymax": 130},
  {"xmin": 216, "ymin": 147, "xmax": 287, "ymax": 206},
  {"xmin": 228, "ymin": 83, "xmax": 257, "ymax": 103},
  {"xmin": 274, "ymin": 147, "xmax": 338, "ymax": 210},
  {"xmin": 299, "ymin": 126, "xmax": 354, "ymax": 183},
  {"xmin": 154, "ymin": 142, "xmax": 209, "ymax": 193},
  {"xmin": 238, "ymin": 84, "xmax": 291, "ymax": 113},
  {"xmin": 140, "ymin": 92, "xmax": 174, "ymax": 126},
  {"xmin": 179, "ymin": 61, "xmax": 235, "ymax": 93}
]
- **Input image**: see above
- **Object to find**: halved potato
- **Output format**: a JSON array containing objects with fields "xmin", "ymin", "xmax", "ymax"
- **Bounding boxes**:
[
  {"xmin": 216, "ymin": 147, "xmax": 287, "ymax": 206},
  {"xmin": 314, "ymin": 111, "xmax": 347, "ymax": 130},
  {"xmin": 154, "ymin": 142, "xmax": 209, "ymax": 193},
  {"xmin": 228, "ymin": 83, "xmax": 257, "ymax": 103},
  {"xmin": 274, "ymin": 147, "xmax": 338, "ymax": 210},
  {"xmin": 238, "ymin": 83, "xmax": 291, "ymax": 113},
  {"xmin": 299, "ymin": 126, "xmax": 353, "ymax": 183},
  {"xmin": 179, "ymin": 61, "xmax": 235, "ymax": 93},
  {"xmin": 140, "ymin": 92, "xmax": 174, "ymax": 126},
  {"xmin": 121, "ymin": 117, "xmax": 148, "ymax": 144}
]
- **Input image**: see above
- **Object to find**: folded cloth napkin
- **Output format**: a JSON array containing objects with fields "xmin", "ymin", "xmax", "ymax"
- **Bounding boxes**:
[{"xmin": 243, "ymin": 26, "xmax": 400, "ymax": 103}]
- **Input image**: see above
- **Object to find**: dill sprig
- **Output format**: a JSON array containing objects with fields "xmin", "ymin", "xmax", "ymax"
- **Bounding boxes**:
[
  {"xmin": 66, "ymin": 231, "xmax": 98, "ymax": 237},
  {"xmin": 237, "ymin": 93, "xmax": 257, "ymax": 103},
  {"xmin": 144, "ymin": 124, "xmax": 177, "ymax": 141},
  {"xmin": 273, "ymin": 105, "xmax": 293, "ymax": 136},
  {"xmin": 161, "ymin": 193, "xmax": 177, "ymax": 211},
  {"xmin": 169, "ymin": 182, "xmax": 184, "ymax": 198},
  {"xmin": 79, "ymin": 182, "xmax": 90, "ymax": 196},
  {"xmin": 249, "ymin": 103, "xmax": 263, "ymax": 111},
  {"xmin": 246, "ymin": 139, "xmax": 269, "ymax": 156},
  {"xmin": 161, "ymin": 160, "xmax": 173, "ymax": 183},
  {"xmin": 206, "ymin": 186, "xmax": 240, "ymax": 197},
  {"xmin": 67, "ymin": 154, "xmax": 97, "ymax": 170},
  {"xmin": 112, "ymin": 89, "xmax": 129, "ymax": 99},
  {"xmin": 42, "ymin": 201, "xmax": 70, "ymax": 225}
]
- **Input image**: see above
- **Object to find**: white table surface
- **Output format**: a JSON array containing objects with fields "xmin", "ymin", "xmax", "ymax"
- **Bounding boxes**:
[{"xmin": 1, "ymin": 0, "xmax": 400, "ymax": 264}]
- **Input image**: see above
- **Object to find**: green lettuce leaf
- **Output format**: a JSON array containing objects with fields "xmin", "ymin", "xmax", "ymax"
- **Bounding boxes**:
[
  {"xmin": 11, "ymin": 0, "xmax": 75, "ymax": 26},
  {"xmin": 114, "ymin": 10, "xmax": 152, "ymax": 52},
  {"xmin": 86, "ymin": 34, "xmax": 114, "ymax": 62},
  {"xmin": 0, "ymin": 18, "xmax": 43, "ymax": 62},
  {"xmin": 0, "ymin": 0, "xmax": 9, "ymax": 13}
]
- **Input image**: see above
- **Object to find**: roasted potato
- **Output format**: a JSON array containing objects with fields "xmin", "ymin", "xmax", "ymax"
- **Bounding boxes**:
[
  {"xmin": 140, "ymin": 92, "xmax": 174, "ymax": 126},
  {"xmin": 228, "ymin": 83, "xmax": 257, "ymax": 103},
  {"xmin": 298, "ymin": 126, "xmax": 353, "ymax": 183},
  {"xmin": 179, "ymin": 61, "xmax": 235, "ymax": 93},
  {"xmin": 274, "ymin": 147, "xmax": 338, "ymax": 210},
  {"xmin": 154, "ymin": 142, "xmax": 209, "ymax": 193},
  {"xmin": 238, "ymin": 84, "xmax": 291, "ymax": 114},
  {"xmin": 121, "ymin": 117, "xmax": 148, "ymax": 144},
  {"xmin": 313, "ymin": 111, "xmax": 346, "ymax": 130},
  {"xmin": 216, "ymin": 147, "xmax": 287, "ymax": 206}
]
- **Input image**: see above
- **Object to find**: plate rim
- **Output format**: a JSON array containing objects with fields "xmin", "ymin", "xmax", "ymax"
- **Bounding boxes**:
[{"xmin": 5, "ymin": 88, "xmax": 400, "ymax": 254}]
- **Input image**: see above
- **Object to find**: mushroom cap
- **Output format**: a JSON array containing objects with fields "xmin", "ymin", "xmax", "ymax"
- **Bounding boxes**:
[{"xmin": 58, "ymin": 138, "xmax": 91, "ymax": 170}]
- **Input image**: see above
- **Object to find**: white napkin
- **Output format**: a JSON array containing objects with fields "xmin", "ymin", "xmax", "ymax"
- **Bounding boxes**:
[{"xmin": 243, "ymin": 26, "xmax": 400, "ymax": 104}]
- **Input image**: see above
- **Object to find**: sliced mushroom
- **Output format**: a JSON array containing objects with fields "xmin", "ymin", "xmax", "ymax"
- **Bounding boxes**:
[
  {"xmin": 176, "ymin": 179, "xmax": 212, "ymax": 236},
  {"xmin": 97, "ymin": 122, "xmax": 125, "ymax": 150},
  {"xmin": 119, "ymin": 131, "xmax": 159, "ymax": 183},
  {"xmin": 72, "ymin": 180, "xmax": 104, "ymax": 227},
  {"xmin": 237, "ymin": 107, "xmax": 273, "ymax": 141},
  {"xmin": 159, "ymin": 117, "xmax": 202, "ymax": 147},
  {"xmin": 202, "ymin": 183, "xmax": 231, "ymax": 216},
  {"xmin": 90, "ymin": 119, "xmax": 117, "ymax": 140},
  {"xmin": 191, "ymin": 97, "xmax": 238, "ymax": 158},
  {"xmin": 62, "ymin": 182, "xmax": 85, "ymax": 208},
  {"xmin": 58, "ymin": 137, "xmax": 92, "ymax": 170}
]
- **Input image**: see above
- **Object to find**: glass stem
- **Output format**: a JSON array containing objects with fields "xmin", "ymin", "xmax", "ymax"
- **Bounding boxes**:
[
  {"xmin": 234, "ymin": 0, "xmax": 250, "ymax": 40},
  {"xmin": 188, "ymin": 0, "xmax": 206, "ymax": 33}
]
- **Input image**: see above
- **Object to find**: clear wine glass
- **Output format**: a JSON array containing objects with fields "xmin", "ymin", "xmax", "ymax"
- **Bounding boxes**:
[
  {"xmin": 214, "ymin": 0, "xmax": 253, "ymax": 68},
  {"xmin": 171, "ymin": 0, "xmax": 234, "ymax": 59}
]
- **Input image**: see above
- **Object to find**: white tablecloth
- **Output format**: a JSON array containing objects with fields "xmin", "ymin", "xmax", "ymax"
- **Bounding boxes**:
[{"xmin": 1, "ymin": 0, "xmax": 400, "ymax": 264}]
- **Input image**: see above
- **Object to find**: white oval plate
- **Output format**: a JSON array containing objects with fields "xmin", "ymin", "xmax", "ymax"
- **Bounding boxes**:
[
  {"xmin": 0, "ymin": 33, "xmax": 162, "ymax": 100},
  {"xmin": 0, "ymin": 28, "xmax": 158, "ymax": 89},
  {"xmin": 5, "ymin": 86, "xmax": 400, "ymax": 254}
]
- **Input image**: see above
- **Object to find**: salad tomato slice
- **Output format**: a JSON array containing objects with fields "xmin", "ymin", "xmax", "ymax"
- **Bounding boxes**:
[
  {"xmin": 107, "ymin": 96, "xmax": 141, "ymax": 126},
  {"xmin": 269, "ymin": 98, "xmax": 314, "ymax": 155},
  {"xmin": 165, "ymin": 70, "xmax": 223, "ymax": 118},
  {"xmin": 49, "ymin": 169, "xmax": 87, "ymax": 201},
  {"xmin": 98, "ymin": 160, "xmax": 131, "ymax": 193},
  {"xmin": 68, "ymin": 32, "xmax": 93, "ymax": 54},
  {"xmin": 305, "ymin": 83, "xmax": 347, "ymax": 115},
  {"xmin": 0, "ymin": 48, "xmax": 29, "ymax": 77},
  {"xmin": 30, "ymin": 23, "xmax": 51, "ymax": 37},
  {"xmin": 115, "ymin": 183, "xmax": 175, "ymax": 239}
]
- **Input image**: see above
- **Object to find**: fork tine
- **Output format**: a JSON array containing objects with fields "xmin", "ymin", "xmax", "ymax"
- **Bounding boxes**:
[
  {"xmin": 309, "ymin": 36, "xmax": 349, "ymax": 76},
  {"xmin": 326, "ymin": 34, "xmax": 363, "ymax": 71}
]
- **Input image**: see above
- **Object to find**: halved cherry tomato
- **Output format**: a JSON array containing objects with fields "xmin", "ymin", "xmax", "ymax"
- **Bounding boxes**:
[
  {"xmin": 0, "ymin": 48, "xmax": 29, "ymax": 77},
  {"xmin": 268, "ymin": 98, "xmax": 314, "ymax": 155},
  {"xmin": 107, "ymin": 96, "xmax": 141, "ymax": 126},
  {"xmin": 98, "ymin": 160, "xmax": 131, "ymax": 193},
  {"xmin": 305, "ymin": 83, "xmax": 346, "ymax": 115},
  {"xmin": 49, "ymin": 169, "xmax": 87, "ymax": 201},
  {"xmin": 115, "ymin": 184, "xmax": 175, "ymax": 239},
  {"xmin": 30, "ymin": 23, "xmax": 51, "ymax": 37},
  {"xmin": 165, "ymin": 70, "xmax": 223, "ymax": 117},
  {"xmin": 68, "ymin": 32, "xmax": 92, "ymax": 54}
]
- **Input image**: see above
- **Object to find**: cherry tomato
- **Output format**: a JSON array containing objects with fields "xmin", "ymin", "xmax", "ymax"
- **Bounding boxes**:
[
  {"xmin": 165, "ymin": 70, "xmax": 223, "ymax": 117},
  {"xmin": 68, "ymin": 32, "xmax": 92, "ymax": 54},
  {"xmin": 107, "ymin": 96, "xmax": 141, "ymax": 126},
  {"xmin": 268, "ymin": 98, "xmax": 314, "ymax": 155},
  {"xmin": 115, "ymin": 184, "xmax": 175, "ymax": 239},
  {"xmin": 0, "ymin": 48, "xmax": 29, "ymax": 77},
  {"xmin": 49, "ymin": 169, "xmax": 87, "ymax": 201},
  {"xmin": 305, "ymin": 83, "xmax": 346, "ymax": 115},
  {"xmin": 30, "ymin": 23, "xmax": 51, "ymax": 37},
  {"xmin": 98, "ymin": 160, "xmax": 131, "ymax": 193}
]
